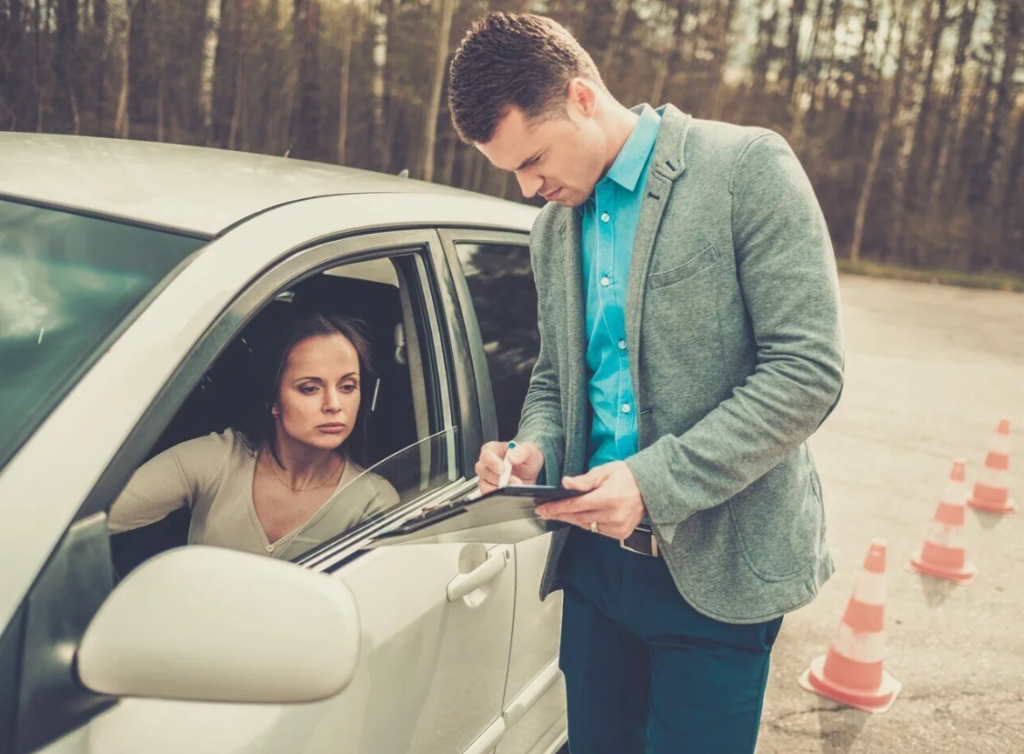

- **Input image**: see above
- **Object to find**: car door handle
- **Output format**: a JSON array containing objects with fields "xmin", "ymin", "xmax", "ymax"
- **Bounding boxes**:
[{"xmin": 447, "ymin": 548, "xmax": 510, "ymax": 603}]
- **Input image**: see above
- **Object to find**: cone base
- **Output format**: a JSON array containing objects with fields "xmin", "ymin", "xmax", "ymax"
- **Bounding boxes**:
[
  {"xmin": 798, "ymin": 656, "xmax": 902, "ymax": 714},
  {"xmin": 910, "ymin": 553, "xmax": 977, "ymax": 584},
  {"xmin": 967, "ymin": 497, "xmax": 1016, "ymax": 515}
]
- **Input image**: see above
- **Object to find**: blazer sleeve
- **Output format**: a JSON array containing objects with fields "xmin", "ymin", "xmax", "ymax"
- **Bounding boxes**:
[
  {"xmin": 514, "ymin": 225, "xmax": 567, "ymax": 484},
  {"xmin": 627, "ymin": 132, "xmax": 845, "ymax": 525},
  {"xmin": 108, "ymin": 431, "xmax": 234, "ymax": 533}
]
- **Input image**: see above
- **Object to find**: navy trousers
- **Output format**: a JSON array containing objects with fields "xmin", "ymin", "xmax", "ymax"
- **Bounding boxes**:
[{"xmin": 558, "ymin": 529, "xmax": 783, "ymax": 754}]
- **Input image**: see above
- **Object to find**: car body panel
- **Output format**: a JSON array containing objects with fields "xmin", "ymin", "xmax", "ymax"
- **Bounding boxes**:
[
  {"xmin": 0, "ymin": 152, "xmax": 562, "ymax": 753},
  {"xmin": 0, "ymin": 133, "xmax": 485, "ymax": 236}
]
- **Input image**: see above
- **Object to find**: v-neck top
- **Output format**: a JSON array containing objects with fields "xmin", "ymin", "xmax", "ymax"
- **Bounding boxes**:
[{"xmin": 109, "ymin": 429, "xmax": 399, "ymax": 560}]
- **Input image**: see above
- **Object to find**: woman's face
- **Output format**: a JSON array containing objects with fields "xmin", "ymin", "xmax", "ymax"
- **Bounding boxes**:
[{"xmin": 273, "ymin": 333, "xmax": 362, "ymax": 451}]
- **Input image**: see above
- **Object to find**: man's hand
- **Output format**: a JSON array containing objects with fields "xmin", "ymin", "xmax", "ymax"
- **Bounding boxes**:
[
  {"xmin": 535, "ymin": 461, "xmax": 647, "ymax": 540},
  {"xmin": 475, "ymin": 441, "xmax": 545, "ymax": 494}
]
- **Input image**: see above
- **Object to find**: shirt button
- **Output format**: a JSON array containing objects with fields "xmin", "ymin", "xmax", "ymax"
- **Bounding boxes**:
[
  {"xmin": 601, "ymin": 212, "xmax": 611, "ymax": 223},
  {"xmin": 600, "ymin": 276, "xmax": 611, "ymax": 287},
  {"xmin": 621, "ymin": 404, "xmax": 631, "ymax": 414},
  {"xmin": 618, "ymin": 339, "xmax": 627, "ymax": 350},
  {"xmin": 265, "ymin": 544, "xmax": 275, "ymax": 553}
]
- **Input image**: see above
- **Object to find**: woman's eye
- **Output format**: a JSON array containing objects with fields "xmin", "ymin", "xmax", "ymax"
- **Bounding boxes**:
[
  {"xmin": 299, "ymin": 385, "xmax": 318, "ymax": 395},
  {"xmin": 341, "ymin": 384, "xmax": 358, "ymax": 393}
]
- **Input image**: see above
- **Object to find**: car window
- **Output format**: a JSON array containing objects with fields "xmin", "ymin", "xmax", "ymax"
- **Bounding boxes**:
[
  {"xmin": 456, "ymin": 243, "xmax": 540, "ymax": 441},
  {"xmin": 109, "ymin": 244, "xmax": 461, "ymax": 571},
  {"xmin": 0, "ymin": 199, "xmax": 205, "ymax": 472}
]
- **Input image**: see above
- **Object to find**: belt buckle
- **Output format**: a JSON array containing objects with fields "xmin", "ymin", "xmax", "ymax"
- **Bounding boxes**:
[{"xmin": 620, "ymin": 528, "xmax": 658, "ymax": 557}]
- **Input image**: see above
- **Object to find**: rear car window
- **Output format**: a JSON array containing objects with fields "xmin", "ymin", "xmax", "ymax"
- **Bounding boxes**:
[{"xmin": 0, "ymin": 199, "xmax": 206, "ymax": 471}]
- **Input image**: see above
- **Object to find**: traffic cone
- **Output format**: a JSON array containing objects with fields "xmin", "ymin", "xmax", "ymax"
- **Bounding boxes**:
[
  {"xmin": 910, "ymin": 460, "xmax": 977, "ymax": 583},
  {"xmin": 798, "ymin": 539, "xmax": 901, "ymax": 713},
  {"xmin": 967, "ymin": 419, "xmax": 1015, "ymax": 515}
]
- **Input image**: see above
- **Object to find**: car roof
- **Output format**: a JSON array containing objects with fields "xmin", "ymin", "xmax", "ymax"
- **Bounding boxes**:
[{"xmin": 0, "ymin": 133, "xmax": 511, "ymax": 236}]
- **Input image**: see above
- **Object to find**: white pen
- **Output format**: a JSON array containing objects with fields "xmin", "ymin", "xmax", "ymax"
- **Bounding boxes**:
[{"xmin": 498, "ymin": 441, "xmax": 516, "ymax": 488}]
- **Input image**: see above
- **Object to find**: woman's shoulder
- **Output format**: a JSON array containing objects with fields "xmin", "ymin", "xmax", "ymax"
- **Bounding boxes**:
[
  {"xmin": 343, "ymin": 461, "xmax": 400, "ymax": 504},
  {"xmin": 167, "ymin": 428, "xmax": 253, "ymax": 477}
]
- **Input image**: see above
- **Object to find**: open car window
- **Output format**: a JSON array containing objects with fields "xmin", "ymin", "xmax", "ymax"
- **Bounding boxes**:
[{"xmin": 286, "ymin": 427, "xmax": 460, "ymax": 561}]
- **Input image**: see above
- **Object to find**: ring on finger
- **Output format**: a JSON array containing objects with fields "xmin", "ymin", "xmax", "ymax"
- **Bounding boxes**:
[{"xmin": 590, "ymin": 521, "xmax": 600, "ymax": 534}]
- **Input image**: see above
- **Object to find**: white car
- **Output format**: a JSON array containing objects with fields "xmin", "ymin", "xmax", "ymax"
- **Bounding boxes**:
[{"xmin": 0, "ymin": 134, "xmax": 567, "ymax": 754}]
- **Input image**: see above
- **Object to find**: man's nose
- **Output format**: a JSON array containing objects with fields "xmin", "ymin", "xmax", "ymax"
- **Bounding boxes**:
[{"xmin": 517, "ymin": 171, "xmax": 542, "ymax": 199}]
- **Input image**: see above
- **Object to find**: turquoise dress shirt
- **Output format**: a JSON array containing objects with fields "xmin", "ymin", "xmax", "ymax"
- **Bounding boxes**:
[{"xmin": 580, "ymin": 104, "xmax": 662, "ymax": 473}]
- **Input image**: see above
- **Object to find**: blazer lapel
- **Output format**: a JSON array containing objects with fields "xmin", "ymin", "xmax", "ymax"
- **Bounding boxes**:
[
  {"xmin": 625, "ymin": 106, "xmax": 690, "ymax": 407},
  {"xmin": 560, "ymin": 210, "xmax": 589, "ymax": 474}
]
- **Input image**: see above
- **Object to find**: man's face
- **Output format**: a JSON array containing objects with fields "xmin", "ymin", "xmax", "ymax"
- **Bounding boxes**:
[{"xmin": 477, "ymin": 82, "xmax": 606, "ymax": 207}]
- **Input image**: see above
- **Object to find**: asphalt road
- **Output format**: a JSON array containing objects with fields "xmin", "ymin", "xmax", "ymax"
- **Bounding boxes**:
[{"xmin": 757, "ymin": 275, "xmax": 1024, "ymax": 753}]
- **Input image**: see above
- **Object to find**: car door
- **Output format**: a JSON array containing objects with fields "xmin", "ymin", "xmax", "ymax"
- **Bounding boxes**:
[
  {"xmin": 441, "ymin": 230, "xmax": 568, "ymax": 754},
  {"xmin": 1, "ymin": 211, "xmax": 523, "ymax": 754}
]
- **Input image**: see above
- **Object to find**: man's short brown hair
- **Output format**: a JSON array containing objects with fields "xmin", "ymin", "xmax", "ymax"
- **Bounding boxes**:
[{"xmin": 448, "ymin": 13, "xmax": 605, "ymax": 144}]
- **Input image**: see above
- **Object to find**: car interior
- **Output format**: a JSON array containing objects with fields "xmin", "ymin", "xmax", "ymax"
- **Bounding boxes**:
[{"xmin": 109, "ymin": 256, "xmax": 433, "ymax": 576}]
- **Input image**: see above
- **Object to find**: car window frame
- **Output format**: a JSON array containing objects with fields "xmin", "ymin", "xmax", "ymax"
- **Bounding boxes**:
[
  {"xmin": 78, "ymin": 228, "xmax": 474, "ymax": 529},
  {"xmin": 437, "ymin": 228, "xmax": 534, "ymax": 447}
]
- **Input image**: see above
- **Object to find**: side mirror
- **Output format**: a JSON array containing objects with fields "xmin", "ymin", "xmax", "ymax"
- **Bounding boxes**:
[{"xmin": 77, "ymin": 546, "xmax": 360, "ymax": 704}]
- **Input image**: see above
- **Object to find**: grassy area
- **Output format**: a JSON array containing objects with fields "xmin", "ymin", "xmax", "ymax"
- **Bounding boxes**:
[{"xmin": 837, "ymin": 259, "xmax": 1024, "ymax": 293}]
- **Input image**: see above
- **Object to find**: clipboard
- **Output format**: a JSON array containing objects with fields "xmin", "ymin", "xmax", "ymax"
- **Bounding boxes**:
[{"xmin": 367, "ymin": 485, "xmax": 583, "ymax": 547}]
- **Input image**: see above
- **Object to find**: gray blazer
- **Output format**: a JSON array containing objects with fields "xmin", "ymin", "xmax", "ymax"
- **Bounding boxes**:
[{"xmin": 516, "ymin": 105, "xmax": 844, "ymax": 624}]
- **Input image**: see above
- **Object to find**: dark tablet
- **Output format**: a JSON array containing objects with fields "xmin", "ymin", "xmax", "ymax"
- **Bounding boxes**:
[{"xmin": 476, "ymin": 484, "xmax": 584, "ymax": 503}]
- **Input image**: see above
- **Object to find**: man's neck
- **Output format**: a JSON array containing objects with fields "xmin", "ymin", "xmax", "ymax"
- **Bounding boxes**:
[{"xmin": 600, "ymin": 104, "xmax": 641, "ymax": 177}]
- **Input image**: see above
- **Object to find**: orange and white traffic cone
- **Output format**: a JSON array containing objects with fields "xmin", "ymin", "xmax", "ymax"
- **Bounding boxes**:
[
  {"xmin": 967, "ymin": 419, "xmax": 1015, "ymax": 515},
  {"xmin": 910, "ymin": 460, "xmax": 977, "ymax": 583},
  {"xmin": 798, "ymin": 539, "xmax": 901, "ymax": 713}
]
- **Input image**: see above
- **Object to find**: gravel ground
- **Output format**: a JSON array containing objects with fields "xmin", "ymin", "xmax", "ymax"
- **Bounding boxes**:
[{"xmin": 757, "ymin": 275, "xmax": 1024, "ymax": 754}]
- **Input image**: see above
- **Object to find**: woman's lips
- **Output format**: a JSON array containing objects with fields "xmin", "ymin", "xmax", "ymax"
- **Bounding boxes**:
[{"xmin": 318, "ymin": 424, "xmax": 346, "ymax": 434}]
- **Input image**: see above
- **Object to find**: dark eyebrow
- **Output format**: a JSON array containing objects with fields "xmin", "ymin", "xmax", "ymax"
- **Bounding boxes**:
[
  {"xmin": 514, "ymin": 152, "xmax": 543, "ymax": 172},
  {"xmin": 294, "ymin": 372, "xmax": 359, "ymax": 383}
]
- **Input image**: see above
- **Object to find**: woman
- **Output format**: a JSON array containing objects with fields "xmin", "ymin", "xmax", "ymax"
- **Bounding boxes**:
[{"xmin": 109, "ymin": 312, "xmax": 399, "ymax": 560}]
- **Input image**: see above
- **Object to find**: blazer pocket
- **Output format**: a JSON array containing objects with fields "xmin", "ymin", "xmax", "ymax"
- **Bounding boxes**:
[{"xmin": 648, "ymin": 243, "xmax": 721, "ymax": 290}]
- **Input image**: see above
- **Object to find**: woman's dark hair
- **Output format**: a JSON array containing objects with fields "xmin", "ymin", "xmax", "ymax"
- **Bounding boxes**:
[
  {"xmin": 236, "ymin": 312, "xmax": 375, "ymax": 468},
  {"xmin": 448, "ymin": 12, "xmax": 606, "ymax": 144}
]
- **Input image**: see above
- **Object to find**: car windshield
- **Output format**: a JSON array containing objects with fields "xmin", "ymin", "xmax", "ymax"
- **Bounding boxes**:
[{"xmin": 0, "ymin": 198, "xmax": 206, "ymax": 472}]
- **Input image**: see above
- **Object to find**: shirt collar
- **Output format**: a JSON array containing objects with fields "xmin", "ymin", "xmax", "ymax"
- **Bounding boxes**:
[{"xmin": 602, "ymin": 104, "xmax": 662, "ymax": 193}]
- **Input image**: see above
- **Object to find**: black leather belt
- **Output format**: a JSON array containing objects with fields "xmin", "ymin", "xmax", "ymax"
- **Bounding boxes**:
[{"xmin": 620, "ymin": 524, "xmax": 659, "ymax": 557}]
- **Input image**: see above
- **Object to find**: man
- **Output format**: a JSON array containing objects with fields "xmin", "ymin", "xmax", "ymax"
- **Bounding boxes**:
[{"xmin": 449, "ymin": 13, "xmax": 843, "ymax": 753}]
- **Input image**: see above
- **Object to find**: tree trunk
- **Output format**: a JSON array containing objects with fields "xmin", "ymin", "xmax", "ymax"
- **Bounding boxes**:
[
  {"xmin": 422, "ymin": 0, "xmax": 456, "ymax": 183},
  {"xmin": 54, "ymin": 0, "xmax": 80, "ymax": 131},
  {"xmin": 710, "ymin": 0, "xmax": 739, "ymax": 120},
  {"xmin": 199, "ymin": 0, "xmax": 222, "ymax": 140},
  {"xmin": 371, "ymin": 0, "xmax": 393, "ymax": 171},
  {"xmin": 890, "ymin": 1, "xmax": 922, "ymax": 261},
  {"xmin": 337, "ymin": 6, "xmax": 354, "ymax": 164},
  {"xmin": 599, "ymin": 0, "xmax": 633, "ymax": 73},
  {"xmin": 844, "ymin": 0, "xmax": 876, "ymax": 133},
  {"xmin": 904, "ymin": 0, "xmax": 948, "ymax": 204},
  {"xmin": 783, "ymin": 0, "xmax": 807, "ymax": 99},
  {"xmin": 975, "ymin": 0, "xmax": 1023, "ymax": 207},
  {"xmin": 113, "ymin": 1, "xmax": 132, "ymax": 138},
  {"xmin": 652, "ymin": 0, "xmax": 688, "ymax": 105},
  {"xmin": 929, "ymin": 0, "xmax": 979, "ymax": 204},
  {"xmin": 1003, "ymin": 109, "xmax": 1024, "ymax": 223},
  {"xmin": 752, "ymin": 0, "xmax": 779, "ymax": 93},
  {"xmin": 851, "ymin": 6, "xmax": 905, "ymax": 263},
  {"xmin": 814, "ymin": 0, "xmax": 843, "ymax": 110},
  {"xmin": 439, "ymin": 130, "xmax": 458, "ymax": 186}
]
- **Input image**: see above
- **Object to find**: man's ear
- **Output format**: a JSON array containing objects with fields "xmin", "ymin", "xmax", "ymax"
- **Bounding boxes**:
[{"xmin": 567, "ymin": 78, "xmax": 597, "ymax": 118}]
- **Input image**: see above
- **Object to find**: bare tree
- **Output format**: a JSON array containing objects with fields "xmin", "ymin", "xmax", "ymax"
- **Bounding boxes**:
[
  {"xmin": 422, "ymin": 0, "xmax": 456, "ymax": 182},
  {"xmin": 337, "ymin": 2, "xmax": 355, "ymax": 164}
]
